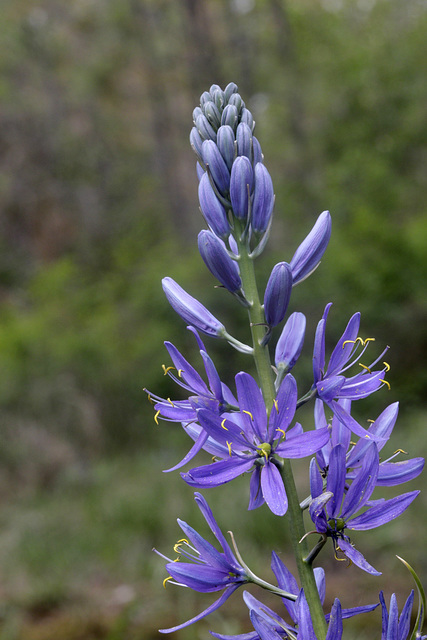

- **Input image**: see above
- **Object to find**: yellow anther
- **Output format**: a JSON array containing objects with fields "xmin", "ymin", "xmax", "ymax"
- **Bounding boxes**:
[
  {"xmin": 394, "ymin": 448, "xmax": 408, "ymax": 455},
  {"xmin": 167, "ymin": 398, "xmax": 175, "ymax": 407},
  {"xmin": 363, "ymin": 337, "xmax": 375, "ymax": 344},
  {"xmin": 221, "ymin": 418, "xmax": 228, "ymax": 431},
  {"xmin": 178, "ymin": 369, "xmax": 184, "ymax": 377},
  {"xmin": 350, "ymin": 440, "xmax": 357, "ymax": 446},
  {"xmin": 154, "ymin": 410, "xmax": 161, "ymax": 425},
  {"xmin": 383, "ymin": 361, "xmax": 391, "ymax": 372},
  {"xmin": 342, "ymin": 339, "xmax": 356, "ymax": 348},
  {"xmin": 226, "ymin": 441, "xmax": 232, "ymax": 456},
  {"xmin": 163, "ymin": 576, "xmax": 173, "ymax": 588},
  {"xmin": 243, "ymin": 410, "xmax": 254, "ymax": 420},
  {"xmin": 147, "ymin": 394, "xmax": 154, "ymax": 405},
  {"xmin": 276, "ymin": 428, "xmax": 286, "ymax": 438},
  {"xmin": 367, "ymin": 419, "xmax": 375, "ymax": 423},
  {"xmin": 162, "ymin": 365, "xmax": 175, "ymax": 376},
  {"xmin": 273, "ymin": 399, "xmax": 279, "ymax": 414},
  {"xmin": 359, "ymin": 363, "xmax": 372, "ymax": 373},
  {"xmin": 379, "ymin": 378, "xmax": 391, "ymax": 390},
  {"xmin": 173, "ymin": 538, "xmax": 188, "ymax": 553}
]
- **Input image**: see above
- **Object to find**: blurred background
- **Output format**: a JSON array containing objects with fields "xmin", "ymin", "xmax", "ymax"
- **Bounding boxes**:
[{"xmin": 0, "ymin": 0, "xmax": 426, "ymax": 638}]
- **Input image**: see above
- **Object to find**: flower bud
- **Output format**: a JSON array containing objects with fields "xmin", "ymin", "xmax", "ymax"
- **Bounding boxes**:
[
  {"xmin": 203, "ymin": 101, "xmax": 221, "ymax": 130},
  {"xmin": 251, "ymin": 163, "xmax": 274, "ymax": 233},
  {"xmin": 192, "ymin": 107, "xmax": 203, "ymax": 125},
  {"xmin": 198, "ymin": 173, "xmax": 230, "ymax": 239},
  {"xmin": 264, "ymin": 262, "xmax": 293, "ymax": 327},
  {"xmin": 228, "ymin": 93, "xmax": 244, "ymax": 112},
  {"xmin": 252, "ymin": 136, "xmax": 263, "ymax": 165},
  {"xmin": 290, "ymin": 210, "xmax": 332, "ymax": 285},
  {"xmin": 198, "ymin": 230, "xmax": 241, "ymax": 293},
  {"xmin": 202, "ymin": 140, "xmax": 230, "ymax": 195},
  {"xmin": 200, "ymin": 91, "xmax": 212, "ymax": 106},
  {"xmin": 190, "ymin": 126, "xmax": 204, "ymax": 163},
  {"xmin": 216, "ymin": 125, "xmax": 235, "ymax": 170},
  {"xmin": 236, "ymin": 122, "xmax": 252, "ymax": 159},
  {"xmin": 221, "ymin": 104, "xmax": 238, "ymax": 130},
  {"xmin": 224, "ymin": 82, "xmax": 238, "ymax": 101},
  {"xmin": 162, "ymin": 277, "xmax": 225, "ymax": 337},
  {"xmin": 196, "ymin": 114, "xmax": 217, "ymax": 142},
  {"xmin": 230, "ymin": 156, "xmax": 254, "ymax": 220},
  {"xmin": 211, "ymin": 88, "xmax": 225, "ymax": 110},
  {"xmin": 196, "ymin": 162, "xmax": 204, "ymax": 181},
  {"xmin": 275, "ymin": 312, "xmax": 306, "ymax": 372},
  {"xmin": 240, "ymin": 107, "xmax": 254, "ymax": 131}
]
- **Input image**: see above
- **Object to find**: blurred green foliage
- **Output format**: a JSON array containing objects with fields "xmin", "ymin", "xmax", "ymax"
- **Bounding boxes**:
[{"xmin": 0, "ymin": 0, "xmax": 426, "ymax": 637}]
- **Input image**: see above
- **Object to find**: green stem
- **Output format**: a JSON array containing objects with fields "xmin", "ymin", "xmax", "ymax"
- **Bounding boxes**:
[{"xmin": 235, "ymin": 222, "xmax": 327, "ymax": 640}]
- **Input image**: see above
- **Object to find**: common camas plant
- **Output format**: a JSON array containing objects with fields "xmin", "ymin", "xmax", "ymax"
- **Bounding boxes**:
[{"xmin": 146, "ymin": 83, "xmax": 425, "ymax": 639}]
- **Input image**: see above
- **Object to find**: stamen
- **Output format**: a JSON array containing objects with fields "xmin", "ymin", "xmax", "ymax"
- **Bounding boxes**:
[
  {"xmin": 359, "ymin": 363, "xmax": 372, "ymax": 373},
  {"xmin": 163, "ymin": 576, "xmax": 173, "ymax": 588},
  {"xmin": 243, "ymin": 410, "xmax": 253, "ymax": 420},
  {"xmin": 394, "ymin": 448, "xmax": 407, "ymax": 455},
  {"xmin": 154, "ymin": 410, "xmax": 160, "ymax": 425},
  {"xmin": 173, "ymin": 538, "xmax": 189, "ymax": 553},
  {"xmin": 162, "ymin": 365, "xmax": 175, "ymax": 375},
  {"xmin": 379, "ymin": 378, "xmax": 391, "ymax": 390},
  {"xmin": 226, "ymin": 441, "xmax": 233, "ymax": 456},
  {"xmin": 363, "ymin": 337, "xmax": 375, "ymax": 345},
  {"xmin": 273, "ymin": 399, "xmax": 279, "ymax": 413},
  {"xmin": 342, "ymin": 336, "xmax": 364, "ymax": 348},
  {"xmin": 276, "ymin": 427, "xmax": 286, "ymax": 438},
  {"xmin": 147, "ymin": 394, "xmax": 154, "ymax": 405},
  {"xmin": 221, "ymin": 418, "xmax": 228, "ymax": 430},
  {"xmin": 383, "ymin": 361, "xmax": 390, "ymax": 372},
  {"xmin": 367, "ymin": 419, "xmax": 375, "ymax": 423},
  {"xmin": 167, "ymin": 398, "xmax": 175, "ymax": 407},
  {"xmin": 178, "ymin": 369, "xmax": 184, "ymax": 377}
]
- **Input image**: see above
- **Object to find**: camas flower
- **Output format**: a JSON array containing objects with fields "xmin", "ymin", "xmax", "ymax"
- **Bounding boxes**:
[
  {"xmin": 313, "ymin": 303, "xmax": 390, "ymax": 441},
  {"xmin": 314, "ymin": 399, "xmax": 424, "ymax": 487},
  {"xmin": 309, "ymin": 443, "xmax": 420, "ymax": 575},
  {"xmin": 157, "ymin": 492, "xmax": 249, "ymax": 634},
  {"xmin": 181, "ymin": 373, "xmax": 329, "ymax": 516},
  {"xmin": 145, "ymin": 327, "xmax": 238, "ymax": 472}
]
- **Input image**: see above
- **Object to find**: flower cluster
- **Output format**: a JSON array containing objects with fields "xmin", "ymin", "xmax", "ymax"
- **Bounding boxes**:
[{"xmin": 149, "ymin": 84, "xmax": 425, "ymax": 639}]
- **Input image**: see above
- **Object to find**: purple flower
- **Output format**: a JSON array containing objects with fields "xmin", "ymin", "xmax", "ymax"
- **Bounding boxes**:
[
  {"xmin": 313, "ymin": 304, "xmax": 390, "ymax": 441},
  {"xmin": 181, "ymin": 373, "xmax": 329, "ymax": 516},
  {"xmin": 314, "ymin": 400, "xmax": 424, "ymax": 487},
  {"xmin": 309, "ymin": 443, "xmax": 420, "ymax": 575},
  {"xmin": 198, "ymin": 230, "xmax": 242, "ymax": 293},
  {"xmin": 264, "ymin": 262, "xmax": 293, "ymax": 328},
  {"xmin": 162, "ymin": 277, "xmax": 226, "ymax": 337},
  {"xmin": 290, "ymin": 211, "xmax": 332, "ymax": 285},
  {"xmin": 157, "ymin": 492, "xmax": 248, "ymax": 634}
]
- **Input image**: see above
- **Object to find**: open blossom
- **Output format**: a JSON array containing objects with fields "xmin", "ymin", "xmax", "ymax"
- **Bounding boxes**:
[
  {"xmin": 157, "ymin": 492, "xmax": 249, "ymax": 634},
  {"xmin": 313, "ymin": 303, "xmax": 390, "ymax": 440},
  {"xmin": 309, "ymin": 443, "xmax": 419, "ymax": 575},
  {"xmin": 181, "ymin": 373, "xmax": 329, "ymax": 516}
]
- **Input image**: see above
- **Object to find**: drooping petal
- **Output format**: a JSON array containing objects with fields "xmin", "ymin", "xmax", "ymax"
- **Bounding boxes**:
[
  {"xmin": 250, "ymin": 611, "xmax": 284, "ymax": 640},
  {"xmin": 275, "ymin": 427, "xmax": 330, "ymax": 459},
  {"xmin": 326, "ymin": 444, "xmax": 346, "ymax": 518},
  {"xmin": 163, "ymin": 429, "xmax": 209, "ymax": 473},
  {"xmin": 235, "ymin": 372, "xmax": 268, "ymax": 441},
  {"xmin": 295, "ymin": 590, "xmax": 317, "ymax": 640},
  {"xmin": 347, "ymin": 402, "xmax": 399, "ymax": 467},
  {"xmin": 375, "ymin": 458, "xmax": 425, "ymax": 486},
  {"xmin": 341, "ymin": 442, "xmax": 379, "ymax": 519},
  {"xmin": 327, "ymin": 312, "xmax": 360, "ymax": 377},
  {"xmin": 164, "ymin": 341, "xmax": 210, "ymax": 395},
  {"xmin": 193, "ymin": 493, "xmax": 240, "ymax": 568},
  {"xmin": 260, "ymin": 462, "xmax": 288, "ymax": 516},
  {"xmin": 336, "ymin": 538, "xmax": 381, "ymax": 576},
  {"xmin": 290, "ymin": 210, "xmax": 332, "ymax": 285},
  {"xmin": 159, "ymin": 584, "xmax": 240, "ymax": 633},
  {"xmin": 269, "ymin": 373, "xmax": 298, "ymax": 437},
  {"xmin": 313, "ymin": 304, "xmax": 332, "ymax": 383},
  {"xmin": 326, "ymin": 599, "xmax": 343, "ymax": 640},
  {"xmin": 248, "ymin": 466, "xmax": 265, "ymax": 510}
]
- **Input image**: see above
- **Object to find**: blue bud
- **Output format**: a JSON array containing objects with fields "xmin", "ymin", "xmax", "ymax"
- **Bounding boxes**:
[
  {"xmin": 196, "ymin": 162, "xmax": 204, "ymax": 181},
  {"xmin": 196, "ymin": 114, "xmax": 217, "ymax": 142},
  {"xmin": 290, "ymin": 210, "xmax": 332, "ymax": 285},
  {"xmin": 264, "ymin": 262, "xmax": 293, "ymax": 327},
  {"xmin": 201, "ymin": 140, "xmax": 230, "ymax": 195},
  {"xmin": 200, "ymin": 91, "xmax": 212, "ymax": 106},
  {"xmin": 211, "ymin": 89, "xmax": 225, "ymax": 110},
  {"xmin": 230, "ymin": 156, "xmax": 254, "ymax": 220},
  {"xmin": 236, "ymin": 122, "xmax": 252, "ymax": 159},
  {"xmin": 275, "ymin": 312, "xmax": 306, "ymax": 372},
  {"xmin": 251, "ymin": 163, "xmax": 274, "ymax": 233},
  {"xmin": 198, "ymin": 173, "xmax": 230, "ymax": 239},
  {"xmin": 228, "ymin": 93, "xmax": 244, "ymax": 112},
  {"xmin": 240, "ymin": 107, "xmax": 254, "ymax": 131},
  {"xmin": 221, "ymin": 104, "xmax": 238, "ymax": 130},
  {"xmin": 252, "ymin": 136, "xmax": 263, "ymax": 164},
  {"xmin": 224, "ymin": 82, "xmax": 238, "ymax": 101},
  {"xmin": 192, "ymin": 107, "xmax": 203, "ymax": 125},
  {"xmin": 198, "ymin": 230, "xmax": 241, "ymax": 293},
  {"xmin": 190, "ymin": 126, "xmax": 204, "ymax": 163},
  {"xmin": 203, "ymin": 101, "xmax": 221, "ymax": 130},
  {"xmin": 162, "ymin": 277, "xmax": 225, "ymax": 337},
  {"xmin": 217, "ymin": 125, "xmax": 236, "ymax": 170}
]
